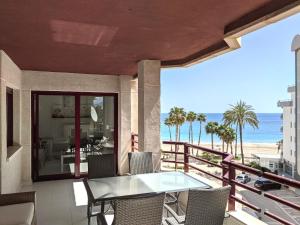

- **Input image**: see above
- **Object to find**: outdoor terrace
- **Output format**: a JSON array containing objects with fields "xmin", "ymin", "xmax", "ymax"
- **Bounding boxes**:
[
  {"xmin": 133, "ymin": 134, "xmax": 300, "ymax": 225},
  {"xmin": 17, "ymin": 134, "xmax": 300, "ymax": 225}
]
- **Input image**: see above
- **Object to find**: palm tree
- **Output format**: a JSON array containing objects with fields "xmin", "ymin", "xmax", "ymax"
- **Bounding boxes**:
[
  {"xmin": 223, "ymin": 127, "xmax": 236, "ymax": 154},
  {"xmin": 164, "ymin": 116, "xmax": 174, "ymax": 142},
  {"xmin": 225, "ymin": 101, "xmax": 259, "ymax": 164},
  {"xmin": 205, "ymin": 122, "xmax": 219, "ymax": 149},
  {"xmin": 223, "ymin": 111, "xmax": 238, "ymax": 157},
  {"xmin": 186, "ymin": 111, "xmax": 197, "ymax": 144},
  {"xmin": 197, "ymin": 113, "xmax": 206, "ymax": 145},
  {"xmin": 169, "ymin": 107, "xmax": 186, "ymax": 142},
  {"xmin": 216, "ymin": 124, "xmax": 227, "ymax": 152}
]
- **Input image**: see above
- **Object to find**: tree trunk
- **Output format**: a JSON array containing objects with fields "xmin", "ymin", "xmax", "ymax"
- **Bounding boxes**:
[
  {"xmin": 226, "ymin": 143, "xmax": 229, "ymax": 152},
  {"xmin": 175, "ymin": 125, "xmax": 179, "ymax": 142},
  {"xmin": 211, "ymin": 134, "xmax": 214, "ymax": 149},
  {"xmin": 239, "ymin": 124, "xmax": 244, "ymax": 164},
  {"xmin": 230, "ymin": 143, "xmax": 233, "ymax": 155},
  {"xmin": 188, "ymin": 123, "xmax": 191, "ymax": 143},
  {"xmin": 191, "ymin": 123, "xmax": 194, "ymax": 145},
  {"xmin": 197, "ymin": 122, "xmax": 201, "ymax": 156},
  {"xmin": 191, "ymin": 122, "xmax": 194, "ymax": 155},
  {"xmin": 168, "ymin": 126, "xmax": 173, "ymax": 151},
  {"xmin": 179, "ymin": 126, "xmax": 181, "ymax": 141},
  {"xmin": 198, "ymin": 122, "xmax": 202, "ymax": 145},
  {"xmin": 175, "ymin": 125, "xmax": 179, "ymax": 153},
  {"xmin": 222, "ymin": 140, "xmax": 224, "ymax": 152},
  {"xmin": 235, "ymin": 126, "xmax": 238, "ymax": 158}
]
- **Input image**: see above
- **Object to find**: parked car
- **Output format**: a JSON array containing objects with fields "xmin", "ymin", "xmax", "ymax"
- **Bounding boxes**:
[
  {"xmin": 236, "ymin": 174, "xmax": 251, "ymax": 184},
  {"xmin": 254, "ymin": 178, "xmax": 282, "ymax": 191}
]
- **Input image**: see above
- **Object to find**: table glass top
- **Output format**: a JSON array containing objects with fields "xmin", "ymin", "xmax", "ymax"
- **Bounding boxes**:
[{"xmin": 86, "ymin": 171, "xmax": 210, "ymax": 201}]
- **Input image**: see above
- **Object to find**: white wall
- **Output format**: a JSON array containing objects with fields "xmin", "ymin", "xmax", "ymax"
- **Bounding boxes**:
[
  {"xmin": 21, "ymin": 70, "xmax": 132, "ymax": 181},
  {"xmin": 0, "ymin": 50, "xmax": 23, "ymax": 194},
  {"xmin": 0, "ymin": 50, "xmax": 134, "ymax": 191},
  {"xmin": 282, "ymin": 106, "xmax": 295, "ymax": 164}
]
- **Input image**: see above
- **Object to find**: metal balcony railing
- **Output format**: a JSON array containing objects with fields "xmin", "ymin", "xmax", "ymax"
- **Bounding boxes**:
[{"xmin": 131, "ymin": 134, "xmax": 300, "ymax": 225}]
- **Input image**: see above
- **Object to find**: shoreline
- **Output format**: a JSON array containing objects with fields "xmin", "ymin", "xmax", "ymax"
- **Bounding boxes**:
[
  {"xmin": 161, "ymin": 142, "xmax": 279, "ymax": 158},
  {"xmin": 161, "ymin": 141, "xmax": 278, "ymax": 145}
]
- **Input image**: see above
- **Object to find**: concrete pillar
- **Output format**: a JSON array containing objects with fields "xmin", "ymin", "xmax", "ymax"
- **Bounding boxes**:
[
  {"xmin": 118, "ymin": 75, "xmax": 132, "ymax": 175},
  {"xmin": 131, "ymin": 79, "xmax": 138, "ymax": 134},
  {"xmin": 292, "ymin": 35, "xmax": 300, "ymax": 180},
  {"xmin": 138, "ymin": 60, "xmax": 161, "ymax": 170}
]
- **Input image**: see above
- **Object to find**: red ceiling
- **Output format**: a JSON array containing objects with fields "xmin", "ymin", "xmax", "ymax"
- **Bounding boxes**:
[{"xmin": 0, "ymin": 0, "xmax": 297, "ymax": 75}]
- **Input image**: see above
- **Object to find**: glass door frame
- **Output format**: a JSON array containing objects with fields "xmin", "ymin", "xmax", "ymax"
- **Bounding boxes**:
[{"xmin": 31, "ymin": 91, "xmax": 118, "ymax": 181}]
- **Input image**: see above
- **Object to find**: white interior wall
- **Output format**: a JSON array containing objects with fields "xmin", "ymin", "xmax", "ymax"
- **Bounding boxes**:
[
  {"xmin": 0, "ymin": 50, "xmax": 133, "ymax": 191},
  {"xmin": 0, "ymin": 50, "xmax": 23, "ymax": 194},
  {"xmin": 21, "ymin": 70, "xmax": 132, "ymax": 181}
]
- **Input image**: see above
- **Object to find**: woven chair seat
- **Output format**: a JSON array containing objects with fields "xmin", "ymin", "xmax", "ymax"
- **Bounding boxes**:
[{"xmin": 165, "ymin": 216, "xmax": 185, "ymax": 225}]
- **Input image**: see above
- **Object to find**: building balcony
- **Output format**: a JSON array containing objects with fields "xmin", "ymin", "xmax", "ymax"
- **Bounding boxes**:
[
  {"xmin": 277, "ymin": 100, "xmax": 293, "ymax": 107},
  {"xmin": 288, "ymin": 85, "xmax": 296, "ymax": 93}
]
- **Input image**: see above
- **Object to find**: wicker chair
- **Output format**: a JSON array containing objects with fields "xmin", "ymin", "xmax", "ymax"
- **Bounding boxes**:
[
  {"xmin": 97, "ymin": 192, "xmax": 165, "ymax": 225},
  {"xmin": 164, "ymin": 186, "xmax": 231, "ymax": 225},
  {"xmin": 87, "ymin": 154, "xmax": 116, "ymax": 225},
  {"xmin": 0, "ymin": 191, "xmax": 36, "ymax": 225},
  {"xmin": 88, "ymin": 154, "xmax": 116, "ymax": 179},
  {"xmin": 128, "ymin": 152, "xmax": 154, "ymax": 175}
]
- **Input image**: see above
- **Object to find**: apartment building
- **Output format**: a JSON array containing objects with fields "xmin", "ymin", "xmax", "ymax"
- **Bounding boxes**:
[{"xmin": 278, "ymin": 85, "xmax": 296, "ymax": 177}]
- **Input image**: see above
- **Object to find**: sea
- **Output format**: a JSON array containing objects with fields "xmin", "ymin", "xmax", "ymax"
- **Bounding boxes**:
[{"xmin": 160, "ymin": 113, "xmax": 282, "ymax": 144}]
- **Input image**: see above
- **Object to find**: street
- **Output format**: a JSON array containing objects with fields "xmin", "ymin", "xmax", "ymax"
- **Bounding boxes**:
[{"xmin": 238, "ymin": 177, "xmax": 300, "ymax": 225}]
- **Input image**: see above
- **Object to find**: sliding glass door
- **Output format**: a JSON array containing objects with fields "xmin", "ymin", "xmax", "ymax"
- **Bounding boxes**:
[
  {"xmin": 78, "ymin": 95, "xmax": 115, "ymax": 174},
  {"xmin": 32, "ymin": 92, "xmax": 117, "ymax": 181}
]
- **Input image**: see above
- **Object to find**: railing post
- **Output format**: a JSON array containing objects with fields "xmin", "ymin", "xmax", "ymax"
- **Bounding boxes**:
[
  {"xmin": 131, "ymin": 133, "xmax": 134, "ymax": 152},
  {"xmin": 184, "ymin": 144, "xmax": 189, "ymax": 173},
  {"xmin": 222, "ymin": 155, "xmax": 227, "ymax": 187},
  {"xmin": 228, "ymin": 164, "xmax": 236, "ymax": 211}
]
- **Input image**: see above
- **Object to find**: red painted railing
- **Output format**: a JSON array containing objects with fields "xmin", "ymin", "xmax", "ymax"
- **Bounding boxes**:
[
  {"xmin": 131, "ymin": 133, "xmax": 139, "ymax": 152},
  {"xmin": 131, "ymin": 134, "xmax": 300, "ymax": 225}
]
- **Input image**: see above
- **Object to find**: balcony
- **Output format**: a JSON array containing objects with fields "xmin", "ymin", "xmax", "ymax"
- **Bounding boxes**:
[
  {"xmin": 132, "ymin": 134, "xmax": 300, "ymax": 225},
  {"xmin": 288, "ymin": 86, "xmax": 296, "ymax": 93},
  {"xmin": 277, "ymin": 100, "xmax": 293, "ymax": 108}
]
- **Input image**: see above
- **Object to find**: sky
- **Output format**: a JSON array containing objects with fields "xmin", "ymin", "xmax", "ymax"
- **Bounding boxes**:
[{"xmin": 161, "ymin": 13, "xmax": 300, "ymax": 113}]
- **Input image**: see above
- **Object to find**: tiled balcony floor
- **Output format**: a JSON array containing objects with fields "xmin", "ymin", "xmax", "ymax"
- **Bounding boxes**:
[{"xmin": 22, "ymin": 179, "xmax": 98, "ymax": 225}]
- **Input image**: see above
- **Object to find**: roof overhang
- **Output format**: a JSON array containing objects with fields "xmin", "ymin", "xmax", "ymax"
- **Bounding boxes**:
[
  {"xmin": 1, "ymin": 1, "xmax": 300, "ymax": 75},
  {"xmin": 164, "ymin": 1, "xmax": 300, "ymax": 68}
]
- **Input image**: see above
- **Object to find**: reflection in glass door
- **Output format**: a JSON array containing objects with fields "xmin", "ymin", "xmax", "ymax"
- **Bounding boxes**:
[
  {"xmin": 32, "ymin": 92, "xmax": 117, "ymax": 181},
  {"xmin": 37, "ymin": 95, "xmax": 75, "ymax": 177},
  {"xmin": 79, "ymin": 96, "xmax": 115, "ymax": 174}
]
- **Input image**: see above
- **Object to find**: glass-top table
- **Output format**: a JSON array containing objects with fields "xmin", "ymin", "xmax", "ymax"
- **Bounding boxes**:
[{"xmin": 84, "ymin": 171, "xmax": 211, "ymax": 202}]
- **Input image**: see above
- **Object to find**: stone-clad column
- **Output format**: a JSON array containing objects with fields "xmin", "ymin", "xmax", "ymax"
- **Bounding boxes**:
[
  {"xmin": 292, "ymin": 35, "xmax": 300, "ymax": 180},
  {"xmin": 118, "ymin": 75, "xmax": 132, "ymax": 175},
  {"xmin": 138, "ymin": 60, "xmax": 161, "ymax": 170}
]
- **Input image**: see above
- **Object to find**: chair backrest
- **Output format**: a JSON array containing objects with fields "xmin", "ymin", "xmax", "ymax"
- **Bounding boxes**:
[
  {"xmin": 87, "ymin": 154, "xmax": 116, "ymax": 179},
  {"xmin": 185, "ymin": 186, "xmax": 231, "ymax": 225},
  {"xmin": 113, "ymin": 193, "xmax": 165, "ymax": 225},
  {"xmin": 128, "ymin": 152, "xmax": 154, "ymax": 175}
]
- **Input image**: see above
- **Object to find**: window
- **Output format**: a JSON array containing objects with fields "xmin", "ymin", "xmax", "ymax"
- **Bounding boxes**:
[
  {"xmin": 291, "ymin": 108, "xmax": 293, "ymax": 114},
  {"xmin": 290, "ymin": 136, "xmax": 293, "ymax": 142},
  {"xmin": 291, "ymin": 122, "xmax": 293, "ymax": 128},
  {"xmin": 290, "ymin": 149, "xmax": 293, "ymax": 156},
  {"xmin": 6, "ymin": 88, "xmax": 13, "ymax": 147}
]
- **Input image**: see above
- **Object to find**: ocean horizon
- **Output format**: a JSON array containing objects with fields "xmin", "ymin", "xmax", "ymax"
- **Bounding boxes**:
[{"xmin": 160, "ymin": 113, "xmax": 282, "ymax": 144}]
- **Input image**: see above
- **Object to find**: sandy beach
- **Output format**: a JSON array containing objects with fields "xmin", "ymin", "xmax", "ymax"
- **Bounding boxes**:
[
  {"xmin": 161, "ymin": 142, "xmax": 279, "ymax": 182},
  {"xmin": 161, "ymin": 142, "xmax": 279, "ymax": 161},
  {"xmin": 200, "ymin": 142, "xmax": 278, "ymax": 158}
]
